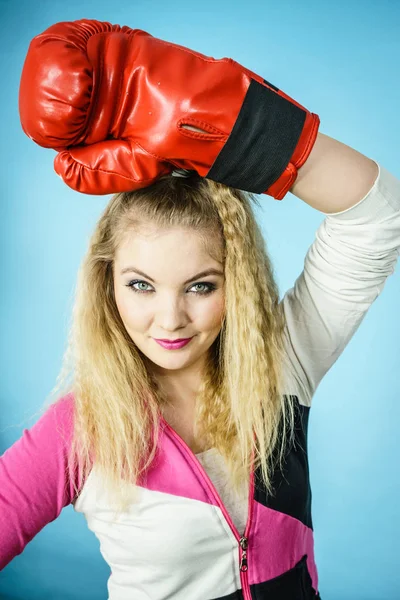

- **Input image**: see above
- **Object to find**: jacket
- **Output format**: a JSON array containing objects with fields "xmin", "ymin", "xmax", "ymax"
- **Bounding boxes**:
[{"xmin": 1, "ymin": 160, "xmax": 399, "ymax": 599}]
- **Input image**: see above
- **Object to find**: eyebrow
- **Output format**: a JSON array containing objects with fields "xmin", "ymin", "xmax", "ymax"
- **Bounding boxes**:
[{"xmin": 120, "ymin": 267, "xmax": 224, "ymax": 285}]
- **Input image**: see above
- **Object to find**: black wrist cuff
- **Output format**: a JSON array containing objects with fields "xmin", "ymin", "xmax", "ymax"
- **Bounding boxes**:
[{"xmin": 206, "ymin": 78, "xmax": 306, "ymax": 194}]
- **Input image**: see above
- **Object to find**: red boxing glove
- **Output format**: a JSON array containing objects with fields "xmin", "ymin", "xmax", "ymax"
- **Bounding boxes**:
[{"xmin": 19, "ymin": 19, "xmax": 320, "ymax": 198}]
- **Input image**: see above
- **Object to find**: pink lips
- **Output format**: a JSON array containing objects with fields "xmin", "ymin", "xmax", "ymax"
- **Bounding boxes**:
[{"xmin": 154, "ymin": 337, "xmax": 193, "ymax": 350}]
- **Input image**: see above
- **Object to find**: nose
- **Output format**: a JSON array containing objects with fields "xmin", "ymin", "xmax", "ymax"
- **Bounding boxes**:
[{"xmin": 154, "ymin": 296, "xmax": 190, "ymax": 332}]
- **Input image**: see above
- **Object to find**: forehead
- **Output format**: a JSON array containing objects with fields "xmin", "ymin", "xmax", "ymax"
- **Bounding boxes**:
[{"xmin": 115, "ymin": 227, "xmax": 221, "ymax": 264}]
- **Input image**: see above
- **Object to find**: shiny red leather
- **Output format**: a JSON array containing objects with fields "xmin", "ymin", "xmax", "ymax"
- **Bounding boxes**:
[{"xmin": 19, "ymin": 19, "xmax": 319, "ymax": 198}]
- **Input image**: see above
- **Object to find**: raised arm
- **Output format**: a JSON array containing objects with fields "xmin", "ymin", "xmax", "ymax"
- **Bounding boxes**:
[
  {"xmin": 290, "ymin": 131, "xmax": 379, "ymax": 213},
  {"xmin": 282, "ymin": 158, "xmax": 400, "ymax": 405}
]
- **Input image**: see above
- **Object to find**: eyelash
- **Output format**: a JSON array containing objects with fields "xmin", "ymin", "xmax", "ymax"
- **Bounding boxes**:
[{"xmin": 125, "ymin": 279, "xmax": 217, "ymax": 296}]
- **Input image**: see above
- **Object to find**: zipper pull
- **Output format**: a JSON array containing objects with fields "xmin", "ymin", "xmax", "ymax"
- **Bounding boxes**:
[
  {"xmin": 239, "ymin": 536, "xmax": 248, "ymax": 572},
  {"xmin": 240, "ymin": 550, "xmax": 248, "ymax": 571}
]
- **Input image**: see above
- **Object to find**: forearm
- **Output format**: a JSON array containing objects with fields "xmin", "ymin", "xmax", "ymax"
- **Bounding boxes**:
[{"xmin": 289, "ymin": 132, "xmax": 379, "ymax": 214}]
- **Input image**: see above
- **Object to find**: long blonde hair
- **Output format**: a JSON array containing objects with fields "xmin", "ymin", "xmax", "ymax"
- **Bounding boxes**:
[{"xmin": 41, "ymin": 173, "xmax": 295, "ymax": 517}]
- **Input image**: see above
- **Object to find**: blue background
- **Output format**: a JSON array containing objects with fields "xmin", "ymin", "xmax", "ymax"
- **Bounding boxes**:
[{"xmin": 1, "ymin": 0, "xmax": 399, "ymax": 598}]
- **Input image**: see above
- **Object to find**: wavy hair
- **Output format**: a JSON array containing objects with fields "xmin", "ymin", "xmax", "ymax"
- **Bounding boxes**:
[{"xmin": 41, "ymin": 172, "xmax": 295, "ymax": 518}]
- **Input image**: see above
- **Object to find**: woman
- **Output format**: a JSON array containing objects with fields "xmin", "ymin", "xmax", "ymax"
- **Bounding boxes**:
[{"xmin": 1, "ymin": 18, "xmax": 399, "ymax": 600}]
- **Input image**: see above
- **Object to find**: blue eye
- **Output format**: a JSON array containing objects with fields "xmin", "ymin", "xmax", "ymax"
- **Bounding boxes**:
[{"xmin": 125, "ymin": 280, "xmax": 217, "ymax": 296}]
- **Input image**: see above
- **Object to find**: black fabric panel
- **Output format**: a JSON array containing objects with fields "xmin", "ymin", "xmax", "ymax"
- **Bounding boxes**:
[
  {"xmin": 254, "ymin": 396, "xmax": 313, "ymax": 529},
  {"xmin": 206, "ymin": 78, "xmax": 306, "ymax": 194},
  {"xmin": 207, "ymin": 555, "xmax": 321, "ymax": 600}
]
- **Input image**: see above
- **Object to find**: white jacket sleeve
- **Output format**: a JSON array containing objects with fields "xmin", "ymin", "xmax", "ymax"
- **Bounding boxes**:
[{"xmin": 281, "ymin": 160, "xmax": 400, "ymax": 406}]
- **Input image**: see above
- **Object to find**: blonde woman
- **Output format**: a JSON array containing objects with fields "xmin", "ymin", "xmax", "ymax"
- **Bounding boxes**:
[{"xmin": 1, "ymin": 18, "xmax": 399, "ymax": 600}]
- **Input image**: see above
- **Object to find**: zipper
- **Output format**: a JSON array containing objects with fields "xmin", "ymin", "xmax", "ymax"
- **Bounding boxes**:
[{"xmin": 160, "ymin": 417, "xmax": 254, "ymax": 600}]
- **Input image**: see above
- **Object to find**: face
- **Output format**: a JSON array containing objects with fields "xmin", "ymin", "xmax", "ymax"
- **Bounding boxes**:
[{"xmin": 113, "ymin": 226, "xmax": 225, "ymax": 381}]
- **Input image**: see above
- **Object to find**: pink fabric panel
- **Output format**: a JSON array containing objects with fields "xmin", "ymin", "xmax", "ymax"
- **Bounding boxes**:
[
  {"xmin": 248, "ymin": 499, "xmax": 318, "ymax": 592},
  {"xmin": 0, "ymin": 393, "xmax": 79, "ymax": 570},
  {"xmin": 139, "ymin": 422, "xmax": 219, "ymax": 506}
]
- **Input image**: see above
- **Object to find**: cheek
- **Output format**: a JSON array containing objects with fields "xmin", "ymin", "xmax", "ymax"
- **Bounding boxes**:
[
  {"xmin": 114, "ymin": 286, "xmax": 127, "ymax": 321},
  {"xmin": 114, "ymin": 288, "xmax": 147, "ymax": 331},
  {"xmin": 202, "ymin": 294, "xmax": 226, "ymax": 328}
]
